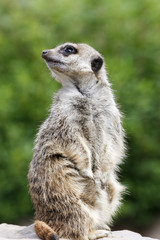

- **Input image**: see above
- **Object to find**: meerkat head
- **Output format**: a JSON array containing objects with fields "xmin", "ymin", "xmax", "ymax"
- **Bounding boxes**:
[{"xmin": 42, "ymin": 43, "xmax": 109, "ymax": 88}]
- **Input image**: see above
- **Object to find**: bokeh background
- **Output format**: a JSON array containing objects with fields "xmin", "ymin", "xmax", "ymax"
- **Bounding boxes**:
[{"xmin": 0, "ymin": 0, "xmax": 160, "ymax": 238}]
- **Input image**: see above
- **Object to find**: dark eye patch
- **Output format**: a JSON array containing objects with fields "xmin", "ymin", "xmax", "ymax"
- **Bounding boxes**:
[
  {"xmin": 59, "ymin": 45, "xmax": 78, "ymax": 56},
  {"xmin": 91, "ymin": 57, "xmax": 103, "ymax": 73}
]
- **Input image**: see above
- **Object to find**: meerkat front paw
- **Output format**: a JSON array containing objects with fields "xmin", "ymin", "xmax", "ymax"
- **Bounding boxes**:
[{"xmin": 88, "ymin": 229, "xmax": 111, "ymax": 240}]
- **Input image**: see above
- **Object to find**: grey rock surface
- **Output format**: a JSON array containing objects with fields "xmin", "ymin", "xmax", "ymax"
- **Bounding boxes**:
[{"xmin": 0, "ymin": 224, "xmax": 158, "ymax": 240}]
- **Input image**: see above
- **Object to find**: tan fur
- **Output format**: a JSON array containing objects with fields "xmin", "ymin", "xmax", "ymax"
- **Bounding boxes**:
[{"xmin": 28, "ymin": 43, "xmax": 125, "ymax": 240}]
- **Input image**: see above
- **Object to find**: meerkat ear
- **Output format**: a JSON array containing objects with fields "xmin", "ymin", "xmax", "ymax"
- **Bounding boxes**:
[{"xmin": 91, "ymin": 57, "xmax": 103, "ymax": 73}]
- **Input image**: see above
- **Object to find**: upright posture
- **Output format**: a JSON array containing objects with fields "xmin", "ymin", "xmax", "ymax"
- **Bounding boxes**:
[{"xmin": 28, "ymin": 43, "xmax": 125, "ymax": 240}]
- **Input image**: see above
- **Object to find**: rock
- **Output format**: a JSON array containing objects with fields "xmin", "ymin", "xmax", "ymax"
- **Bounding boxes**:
[
  {"xmin": 0, "ymin": 224, "xmax": 38, "ymax": 240},
  {"xmin": 0, "ymin": 223, "xmax": 158, "ymax": 240}
]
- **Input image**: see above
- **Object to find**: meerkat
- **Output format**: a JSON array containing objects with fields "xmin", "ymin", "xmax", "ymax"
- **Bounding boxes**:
[{"xmin": 28, "ymin": 43, "xmax": 125, "ymax": 240}]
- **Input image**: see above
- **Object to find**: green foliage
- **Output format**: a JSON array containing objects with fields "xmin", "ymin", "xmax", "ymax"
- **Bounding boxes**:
[{"xmin": 0, "ymin": 0, "xmax": 160, "ymax": 228}]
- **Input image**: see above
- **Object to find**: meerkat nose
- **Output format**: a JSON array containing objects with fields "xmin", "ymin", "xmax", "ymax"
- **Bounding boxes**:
[
  {"xmin": 42, "ymin": 50, "xmax": 48, "ymax": 58},
  {"xmin": 42, "ymin": 50, "xmax": 48, "ymax": 55}
]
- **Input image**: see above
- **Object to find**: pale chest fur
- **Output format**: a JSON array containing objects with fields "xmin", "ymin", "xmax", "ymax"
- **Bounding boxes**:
[{"xmin": 53, "ymin": 86, "xmax": 124, "ymax": 178}]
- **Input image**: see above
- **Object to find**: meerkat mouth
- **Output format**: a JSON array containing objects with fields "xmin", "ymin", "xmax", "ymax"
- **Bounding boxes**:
[
  {"xmin": 41, "ymin": 53, "xmax": 64, "ymax": 65},
  {"xmin": 44, "ymin": 57, "xmax": 64, "ymax": 65}
]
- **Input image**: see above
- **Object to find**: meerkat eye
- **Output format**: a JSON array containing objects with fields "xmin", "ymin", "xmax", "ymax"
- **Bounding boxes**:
[
  {"xmin": 91, "ymin": 57, "xmax": 103, "ymax": 73},
  {"xmin": 65, "ymin": 46, "xmax": 77, "ymax": 53},
  {"xmin": 60, "ymin": 45, "xmax": 78, "ymax": 56}
]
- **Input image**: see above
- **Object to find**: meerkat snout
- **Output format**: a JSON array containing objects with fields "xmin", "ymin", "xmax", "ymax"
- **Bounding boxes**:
[{"xmin": 42, "ymin": 50, "xmax": 48, "ymax": 56}]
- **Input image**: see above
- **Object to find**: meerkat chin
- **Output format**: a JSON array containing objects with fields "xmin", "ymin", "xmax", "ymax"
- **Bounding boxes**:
[{"xmin": 28, "ymin": 42, "xmax": 125, "ymax": 240}]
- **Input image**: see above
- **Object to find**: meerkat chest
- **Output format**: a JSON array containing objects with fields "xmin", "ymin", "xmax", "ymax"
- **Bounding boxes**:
[
  {"xmin": 71, "ymin": 96, "xmax": 118, "ymax": 147},
  {"xmin": 55, "ymin": 91, "xmax": 122, "ymax": 174},
  {"xmin": 70, "ymin": 96, "xmax": 120, "ymax": 168}
]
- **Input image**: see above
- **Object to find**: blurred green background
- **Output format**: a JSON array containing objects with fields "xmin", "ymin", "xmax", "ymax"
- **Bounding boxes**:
[{"xmin": 0, "ymin": 0, "xmax": 160, "ymax": 235}]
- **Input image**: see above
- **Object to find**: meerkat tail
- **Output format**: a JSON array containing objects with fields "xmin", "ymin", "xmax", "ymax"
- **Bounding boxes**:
[{"xmin": 34, "ymin": 220, "xmax": 59, "ymax": 240}]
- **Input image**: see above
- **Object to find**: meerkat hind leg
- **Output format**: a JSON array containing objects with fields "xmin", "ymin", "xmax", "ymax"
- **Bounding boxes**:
[
  {"xmin": 89, "ymin": 229, "xmax": 110, "ymax": 240},
  {"xmin": 34, "ymin": 220, "xmax": 59, "ymax": 240}
]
